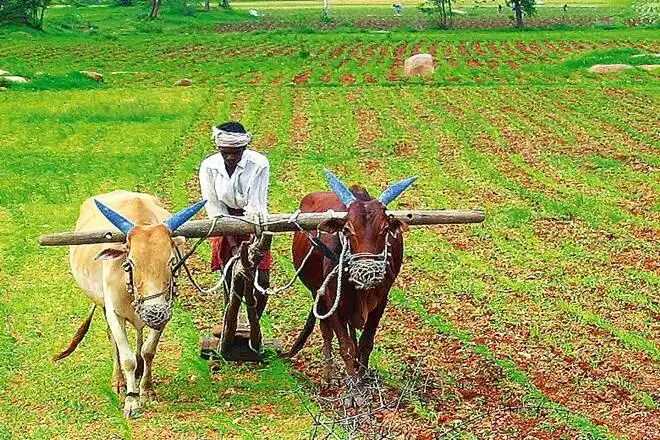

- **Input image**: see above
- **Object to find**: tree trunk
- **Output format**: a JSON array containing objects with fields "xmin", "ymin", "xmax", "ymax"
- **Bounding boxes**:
[
  {"xmin": 204, "ymin": 0, "xmax": 210, "ymax": 10},
  {"xmin": 514, "ymin": 0, "xmax": 524, "ymax": 27},
  {"xmin": 149, "ymin": 0, "xmax": 160, "ymax": 18}
]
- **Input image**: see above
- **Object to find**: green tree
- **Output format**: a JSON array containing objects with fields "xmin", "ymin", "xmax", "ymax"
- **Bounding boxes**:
[
  {"xmin": 506, "ymin": 0, "xmax": 535, "ymax": 27},
  {"xmin": 418, "ymin": 0, "xmax": 453, "ymax": 29},
  {"xmin": 0, "ymin": 0, "xmax": 50, "ymax": 29}
]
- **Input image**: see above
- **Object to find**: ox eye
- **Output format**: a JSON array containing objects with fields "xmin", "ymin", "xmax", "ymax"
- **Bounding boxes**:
[{"xmin": 122, "ymin": 260, "xmax": 133, "ymax": 272}]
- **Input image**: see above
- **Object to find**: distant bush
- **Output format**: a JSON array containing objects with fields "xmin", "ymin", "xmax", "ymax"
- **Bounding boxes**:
[{"xmin": 0, "ymin": 0, "xmax": 50, "ymax": 29}]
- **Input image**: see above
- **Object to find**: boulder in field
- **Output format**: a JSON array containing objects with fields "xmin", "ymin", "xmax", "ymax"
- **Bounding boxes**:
[
  {"xmin": 0, "ymin": 87, "xmax": 7, "ymax": 91},
  {"xmin": 0, "ymin": 69, "xmax": 10, "ymax": 76},
  {"xmin": 1, "ymin": 75, "xmax": 29, "ymax": 83},
  {"xmin": 175, "ymin": 78, "xmax": 192, "ymax": 86},
  {"xmin": 588, "ymin": 64, "xmax": 633, "ymax": 74},
  {"xmin": 638, "ymin": 64, "xmax": 660, "ymax": 72},
  {"xmin": 404, "ymin": 54, "xmax": 434, "ymax": 77},
  {"xmin": 80, "ymin": 70, "xmax": 103, "ymax": 82}
]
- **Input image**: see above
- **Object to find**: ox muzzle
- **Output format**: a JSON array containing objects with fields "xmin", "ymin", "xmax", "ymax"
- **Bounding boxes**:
[
  {"xmin": 341, "ymin": 233, "xmax": 391, "ymax": 290},
  {"xmin": 135, "ymin": 301, "xmax": 173, "ymax": 330}
]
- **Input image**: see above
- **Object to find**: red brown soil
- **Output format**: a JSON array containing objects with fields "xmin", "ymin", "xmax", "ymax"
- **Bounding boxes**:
[
  {"xmin": 341, "ymin": 74, "xmax": 356, "ymax": 85},
  {"xmin": 387, "ymin": 43, "xmax": 408, "ymax": 81},
  {"xmin": 292, "ymin": 71, "xmax": 310, "ymax": 85},
  {"xmin": 363, "ymin": 73, "xmax": 377, "ymax": 84}
]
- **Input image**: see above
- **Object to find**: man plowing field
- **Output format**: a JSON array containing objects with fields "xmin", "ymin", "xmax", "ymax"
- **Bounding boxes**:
[{"xmin": 198, "ymin": 121, "xmax": 272, "ymax": 350}]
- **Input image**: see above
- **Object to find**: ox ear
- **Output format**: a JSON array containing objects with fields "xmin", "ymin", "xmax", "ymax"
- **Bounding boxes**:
[
  {"xmin": 378, "ymin": 176, "xmax": 418, "ymax": 206},
  {"xmin": 95, "ymin": 246, "xmax": 127, "ymax": 261},
  {"xmin": 388, "ymin": 216, "xmax": 409, "ymax": 235},
  {"xmin": 164, "ymin": 200, "xmax": 207, "ymax": 234},
  {"xmin": 324, "ymin": 169, "xmax": 357, "ymax": 208},
  {"xmin": 319, "ymin": 217, "xmax": 346, "ymax": 233}
]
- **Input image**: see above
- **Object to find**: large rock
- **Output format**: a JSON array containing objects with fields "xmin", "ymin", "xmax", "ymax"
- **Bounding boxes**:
[
  {"xmin": 175, "ymin": 78, "xmax": 193, "ymax": 87},
  {"xmin": 588, "ymin": 64, "xmax": 633, "ymax": 74},
  {"xmin": 1, "ymin": 75, "xmax": 29, "ymax": 83},
  {"xmin": 80, "ymin": 70, "xmax": 103, "ymax": 82},
  {"xmin": 404, "ymin": 54, "xmax": 434, "ymax": 77},
  {"xmin": 638, "ymin": 64, "xmax": 660, "ymax": 72},
  {"xmin": 0, "ymin": 69, "xmax": 10, "ymax": 76},
  {"xmin": 0, "ymin": 87, "xmax": 7, "ymax": 92}
]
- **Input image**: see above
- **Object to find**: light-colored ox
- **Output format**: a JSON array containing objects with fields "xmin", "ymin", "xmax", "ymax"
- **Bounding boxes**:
[{"xmin": 54, "ymin": 190, "xmax": 205, "ymax": 418}]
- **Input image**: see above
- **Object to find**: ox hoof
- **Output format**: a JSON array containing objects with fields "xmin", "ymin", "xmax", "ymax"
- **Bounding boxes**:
[{"xmin": 123, "ymin": 396, "xmax": 141, "ymax": 418}]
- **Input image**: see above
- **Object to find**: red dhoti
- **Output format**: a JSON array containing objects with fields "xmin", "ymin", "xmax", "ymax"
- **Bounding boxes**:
[{"xmin": 209, "ymin": 209, "xmax": 272, "ymax": 272}]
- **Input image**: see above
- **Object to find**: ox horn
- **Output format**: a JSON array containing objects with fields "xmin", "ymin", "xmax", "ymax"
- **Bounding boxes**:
[
  {"xmin": 324, "ymin": 169, "xmax": 357, "ymax": 208},
  {"xmin": 94, "ymin": 199, "xmax": 135, "ymax": 235},
  {"xmin": 164, "ymin": 200, "xmax": 207, "ymax": 233},
  {"xmin": 378, "ymin": 176, "xmax": 417, "ymax": 206}
]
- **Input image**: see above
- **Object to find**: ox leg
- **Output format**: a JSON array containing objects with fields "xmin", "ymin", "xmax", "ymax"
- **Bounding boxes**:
[
  {"xmin": 135, "ymin": 327, "xmax": 144, "ymax": 381},
  {"xmin": 326, "ymin": 315, "xmax": 358, "ymax": 379},
  {"xmin": 106, "ymin": 321, "xmax": 125, "ymax": 395},
  {"xmin": 325, "ymin": 315, "xmax": 365, "ymax": 407},
  {"xmin": 357, "ymin": 301, "xmax": 387, "ymax": 378},
  {"xmin": 105, "ymin": 307, "xmax": 140, "ymax": 418},
  {"xmin": 140, "ymin": 328, "xmax": 162, "ymax": 401},
  {"xmin": 319, "ymin": 320, "xmax": 335, "ymax": 385}
]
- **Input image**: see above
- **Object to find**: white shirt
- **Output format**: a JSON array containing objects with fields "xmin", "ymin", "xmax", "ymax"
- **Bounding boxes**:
[{"xmin": 199, "ymin": 149, "xmax": 270, "ymax": 218}]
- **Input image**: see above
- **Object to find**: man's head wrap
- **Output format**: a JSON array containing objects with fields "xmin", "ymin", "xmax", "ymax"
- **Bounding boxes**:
[{"xmin": 212, "ymin": 126, "xmax": 252, "ymax": 149}]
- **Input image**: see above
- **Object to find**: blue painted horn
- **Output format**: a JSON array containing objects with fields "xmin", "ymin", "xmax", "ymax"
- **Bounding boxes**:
[
  {"xmin": 94, "ymin": 199, "xmax": 135, "ymax": 235},
  {"xmin": 378, "ymin": 176, "xmax": 417, "ymax": 206},
  {"xmin": 324, "ymin": 169, "xmax": 357, "ymax": 207},
  {"xmin": 164, "ymin": 200, "xmax": 207, "ymax": 233}
]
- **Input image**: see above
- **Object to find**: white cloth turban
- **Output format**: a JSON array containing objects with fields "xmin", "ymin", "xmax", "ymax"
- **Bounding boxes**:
[{"xmin": 211, "ymin": 126, "xmax": 252, "ymax": 149}]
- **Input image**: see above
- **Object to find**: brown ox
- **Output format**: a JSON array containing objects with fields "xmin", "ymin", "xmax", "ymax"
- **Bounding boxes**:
[
  {"xmin": 285, "ymin": 171, "xmax": 415, "ymax": 399},
  {"xmin": 55, "ymin": 190, "xmax": 205, "ymax": 418}
]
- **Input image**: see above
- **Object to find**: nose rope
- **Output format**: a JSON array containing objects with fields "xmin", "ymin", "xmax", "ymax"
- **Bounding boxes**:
[{"xmin": 312, "ymin": 231, "xmax": 393, "ymax": 320}]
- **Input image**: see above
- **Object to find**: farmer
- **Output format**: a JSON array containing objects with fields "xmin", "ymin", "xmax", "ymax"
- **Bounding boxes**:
[{"xmin": 199, "ymin": 121, "xmax": 272, "ymax": 318}]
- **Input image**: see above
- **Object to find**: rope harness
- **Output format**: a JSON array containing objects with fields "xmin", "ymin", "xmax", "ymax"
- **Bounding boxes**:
[
  {"xmin": 312, "ymin": 231, "xmax": 394, "ymax": 320},
  {"xmin": 177, "ymin": 211, "xmax": 395, "ymax": 321},
  {"xmin": 122, "ymin": 258, "xmax": 179, "ymax": 329}
]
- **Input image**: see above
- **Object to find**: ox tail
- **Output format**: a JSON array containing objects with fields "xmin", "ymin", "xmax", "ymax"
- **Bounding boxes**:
[
  {"xmin": 53, "ymin": 304, "xmax": 96, "ymax": 362},
  {"xmin": 282, "ymin": 308, "xmax": 316, "ymax": 358}
]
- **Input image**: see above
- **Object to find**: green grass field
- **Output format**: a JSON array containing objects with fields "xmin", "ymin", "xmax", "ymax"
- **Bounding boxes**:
[{"xmin": 0, "ymin": 3, "xmax": 659, "ymax": 439}]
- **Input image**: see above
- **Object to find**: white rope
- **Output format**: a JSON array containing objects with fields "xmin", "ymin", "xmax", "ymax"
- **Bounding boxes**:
[
  {"xmin": 253, "ymin": 243, "xmax": 314, "ymax": 295},
  {"xmin": 313, "ymin": 233, "xmax": 349, "ymax": 320},
  {"xmin": 252, "ymin": 211, "xmax": 323, "ymax": 297}
]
